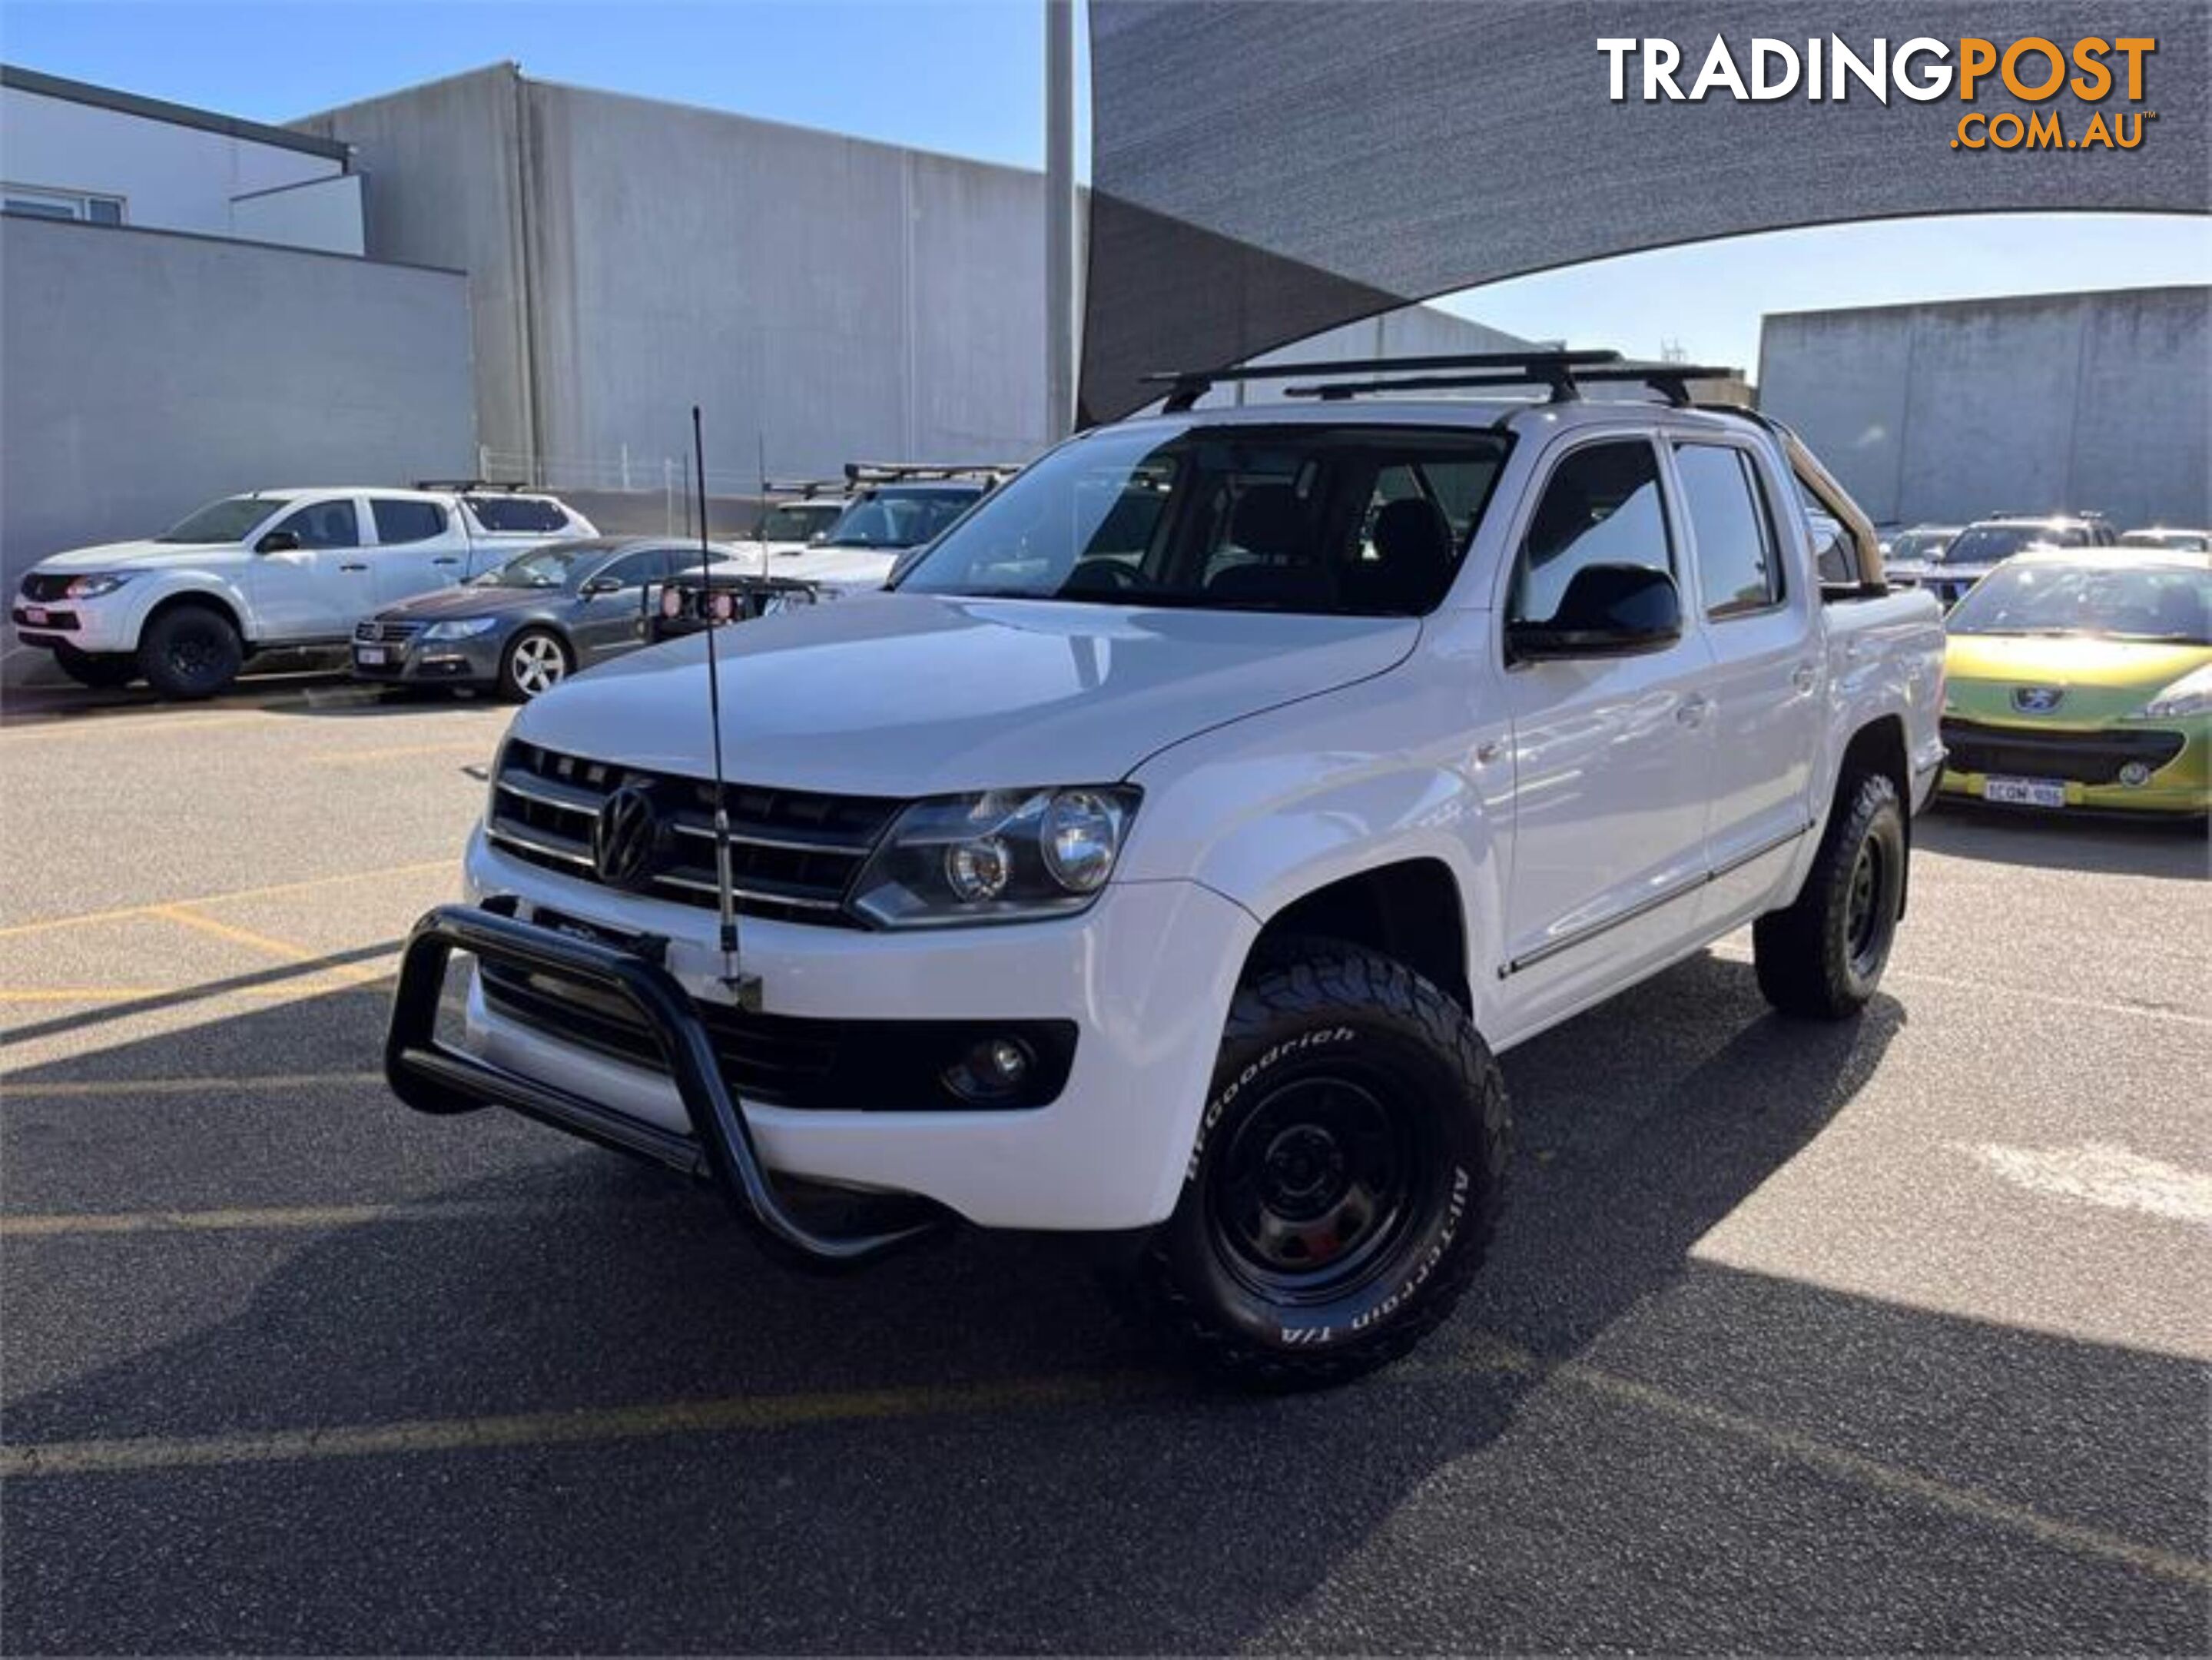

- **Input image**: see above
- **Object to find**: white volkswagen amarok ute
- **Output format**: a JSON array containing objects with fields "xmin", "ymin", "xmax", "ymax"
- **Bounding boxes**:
[{"xmin": 386, "ymin": 352, "xmax": 1945, "ymax": 1388}]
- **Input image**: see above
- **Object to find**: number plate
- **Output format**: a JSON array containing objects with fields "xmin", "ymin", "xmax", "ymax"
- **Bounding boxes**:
[
  {"xmin": 1983, "ymin": 775, "xmax": 2067, "ymax": 808},
  {"xmin": 22, "ymin": 606, "xmax": 47, "ymax": 625},
  {"xmin": 354, "ymin": 646, "xmax": 387, "ymax": 666}
]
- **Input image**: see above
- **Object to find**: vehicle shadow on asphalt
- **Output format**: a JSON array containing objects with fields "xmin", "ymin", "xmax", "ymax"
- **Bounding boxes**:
[
  {"xmin": 4, "ymin": 954, "xmax": 2206, "ymax": 1652},
  {"xmin": 1919, "ymin": 802, "xmax": 2209, "ymax": 879}
]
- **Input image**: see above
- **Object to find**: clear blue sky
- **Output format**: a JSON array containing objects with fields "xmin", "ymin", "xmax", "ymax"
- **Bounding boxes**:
[{"xmin": 5, "ymin": 1, "xmax": 2204, "ymax": 372}]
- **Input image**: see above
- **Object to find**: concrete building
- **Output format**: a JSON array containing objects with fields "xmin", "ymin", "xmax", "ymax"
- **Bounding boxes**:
[
  {"xmin": 2, "ymin": 64, "xmax": 363, "ymax": 254},
  {"xmin": 1759, "ymin": 287, "xmax": 2210, "ymax": 531},
  {"xmin": 290, "ymin": 64, "xmax": 1526, "ymax": 493}
]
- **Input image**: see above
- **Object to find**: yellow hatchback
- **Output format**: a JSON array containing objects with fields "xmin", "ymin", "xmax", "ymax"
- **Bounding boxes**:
[{"xmin": 1938, "ymin": 550, "xmax": 2210, "ymax": 817}]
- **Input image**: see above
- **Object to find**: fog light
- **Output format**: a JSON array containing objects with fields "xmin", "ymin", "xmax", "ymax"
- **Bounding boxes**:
[
  {"xmin": 2119, "ymin": 761, "xmax": 2152, "ymax": 788},
  {"xmin": 943, "ymin": 1036, "xmax": 1034, "ymax": 1103}
]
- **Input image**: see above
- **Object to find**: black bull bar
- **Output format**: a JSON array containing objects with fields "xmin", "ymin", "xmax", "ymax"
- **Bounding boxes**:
[{"xmin": 383, "ymin": 904, "xmax": 945, "ymax": 1266}]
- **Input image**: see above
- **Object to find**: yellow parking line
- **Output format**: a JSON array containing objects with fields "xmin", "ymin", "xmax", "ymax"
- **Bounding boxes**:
[
  {"xmin": 148, "ymin": 905, "xmax": 319, "ymax": 963},
  {"xmin": 0, "ymin": 984, "xmax": 382, "ymax": 1004},
  {"xmin": 0, "ymin": 1071, "xmax": 384, "ymax": 1101},
  {"xmin": 0, "ymin": 861, "xmax": 449, "ymax": 939},
  {"xmin": 0, "ymin": 1331, "xmax": 2202, "ymax": 1591},
  {"xmin": 308, "ymin": 740, "xmax": 496, "ymax": 765},
  {"xmin": 0, "ymin": 1375, "xmax": 1154, "ymax": 1479}
]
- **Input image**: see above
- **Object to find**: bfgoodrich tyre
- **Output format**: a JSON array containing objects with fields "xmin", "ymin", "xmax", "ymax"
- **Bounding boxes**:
[
  {"xmin": 1753, "ymin": 771, "xmax": 1906, "ymax": 1019},
  {"xmin": 1134, "ymin": 941, "xmax": 1510, "ymax": 1390}
]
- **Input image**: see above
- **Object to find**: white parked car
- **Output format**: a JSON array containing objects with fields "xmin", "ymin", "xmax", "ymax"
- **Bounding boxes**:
[
  {"xmin": 386, "ymin": 354, "xmax": 1944, "ymax": 1388},
  {"xmin": 12, "ymin": 485, "xmax": 595, "ymax": 697}
]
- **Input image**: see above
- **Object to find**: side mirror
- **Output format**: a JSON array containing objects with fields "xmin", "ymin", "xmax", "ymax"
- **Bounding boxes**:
[
  {"xmin": 580, "ymin": 575, "xmax": 623, "ymax": 597},
  {"xmin": 1507, "ymin": 563, "xmax": 1682, "ymax": 662},
  {"xmin": 808, "ymin": 530, "xmax": 829, "ymax": 546},
  {"xmin": 255, "ymin": 530, "xmax": 303, "ymax": 554}
]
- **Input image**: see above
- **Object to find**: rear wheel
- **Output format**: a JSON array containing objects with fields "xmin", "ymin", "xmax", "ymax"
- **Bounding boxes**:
[
  {"xmin": 136, "ymin": 604, "xmax": 244, "ymax": 699},
  {"xmin": 52, "ymin": 643, "xmax": 136, "ymax": 689},
  {"xmin": 499, "ymin": 630, "xmax": 571, "ymax": 701},
  {"xmin": 1754, "ymin": 771, "xmax": 1905, "ymax": 1019},
  {"xmin": 1131, "ymin": 941, "xmax": 1509, "ymax": 1390}
]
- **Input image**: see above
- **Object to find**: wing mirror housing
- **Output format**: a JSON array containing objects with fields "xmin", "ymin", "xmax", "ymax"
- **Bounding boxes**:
[
  {"xmin": 1507, "ymin": 563, "xmax": 1683, "ymax": 662},
  {"xmin": 254, "ymin": 530, "xmax": 303, "ymax": 555},
  {"xmin": 580, "ymin": 574, "xmax": 624, "ymax": 597}
]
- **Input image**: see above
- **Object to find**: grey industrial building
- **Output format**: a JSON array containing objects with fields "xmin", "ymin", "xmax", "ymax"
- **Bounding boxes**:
[{"xmin": 1759, "ymin": 286, "xmax": 2210, "ymax": 533}]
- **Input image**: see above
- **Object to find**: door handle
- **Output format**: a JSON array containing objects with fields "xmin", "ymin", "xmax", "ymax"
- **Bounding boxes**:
[
  {"xmin": 338, "ymin": 562, "xmax": 368, "ymax": 573},
  {"xmin": 431, "ymin": 556, "xmax": 459, "ymax": 566},
  {"xmin": 1676, "ymin": 693, "xmax": 1712, "ymax": 727}
]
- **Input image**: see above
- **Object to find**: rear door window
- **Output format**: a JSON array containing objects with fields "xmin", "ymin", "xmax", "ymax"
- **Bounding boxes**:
[
  {"xmin": 466, "ymin": 496, "xmax": 570, "ymax": 534},
  {"xmin": 370, "ymin": 498, "xmax": 448, "ymax": 546},
  {"xmin": 1676, "ymin": 443, "xmax": 1783, "ymax": 616}
]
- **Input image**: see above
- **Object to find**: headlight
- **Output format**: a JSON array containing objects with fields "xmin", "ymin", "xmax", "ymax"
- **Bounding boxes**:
[
  {"xmin": 61, "ymin": 573, "xmax": 138, "ymax": 599},
  {"xmin": 2127, "ymin": 664, "xmax": 2212, "ymax": 721},
  {"xmin": 423, "ymin": 617, "xmax": 499, "ymax": 641},
  {"xmin": 851, "ymin": 785, "xmax": 1139, "ymax": 928}
]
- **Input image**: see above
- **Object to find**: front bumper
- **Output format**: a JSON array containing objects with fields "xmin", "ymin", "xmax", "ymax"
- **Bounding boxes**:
[
  {"xmin": 12, "ymin": 593, "xmax": 137, "ymax": 653},
  {"xmin": 1938, "ymin": 715, "xmax": 2209, "ymax": 815},
  {"xmin": 419, "ymin": 828, "xmax": 1257, "ymax": 1233},
  {"xmin": 350, "ymin": 632, "xmax": 505, "ymax": 686}
]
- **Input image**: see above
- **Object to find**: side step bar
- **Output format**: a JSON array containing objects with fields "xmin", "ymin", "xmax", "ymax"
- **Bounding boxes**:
[{"xmin": 383, "ymin": 904, "xmax": 945, "ymax": 1267}]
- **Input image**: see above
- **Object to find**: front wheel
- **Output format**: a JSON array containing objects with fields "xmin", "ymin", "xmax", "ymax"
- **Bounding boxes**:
[
  {"xmin": 1753, "ymin": 772, "xmax": 1906, "ymax": 1019},
  {"xmin": 499, "ymin": 630, "xmax": 571, "ymax": 702},
  {"xmin": 136, "ymin": 604, "xmax": 244, "ymax": 699},
  {"xmin": 1132, "ymin": 941, "xmax": 1510, "ymax": 1390}
]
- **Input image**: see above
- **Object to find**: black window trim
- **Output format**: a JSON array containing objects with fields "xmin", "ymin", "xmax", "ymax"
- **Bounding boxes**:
[{"xmin": 1673, "ymin": 437, "xmax": 1791, "ymax": 622}]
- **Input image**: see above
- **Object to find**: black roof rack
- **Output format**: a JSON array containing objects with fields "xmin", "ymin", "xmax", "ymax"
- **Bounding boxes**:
[
  {"xmin": 1276, "ymin": 358, "xmax": 1743, "ymax": 408},
  {"xmin": 412, "ymin": 479, "xmax": 536, "ymax": 494},
  {"xmin": 763, "ymin": 478, "xmax": 845, "ymax": 499},
  {"xmin": 1144, "ymin": 350, "xmax": 1624, "ymax": 412},
  {"xmin": 843, "ymin": 461, "xmax": 1017, "ymax": 485}
]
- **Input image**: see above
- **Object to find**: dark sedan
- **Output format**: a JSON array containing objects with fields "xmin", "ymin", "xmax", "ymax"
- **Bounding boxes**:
[{"xmin": 351, "ymin": 538, "xmax": 740, "ymax": 699}]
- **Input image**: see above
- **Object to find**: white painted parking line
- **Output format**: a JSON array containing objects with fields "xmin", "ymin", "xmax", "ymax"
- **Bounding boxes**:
[{"xmin": 1952, "ymin": 1141, "xmax": 2212, "ymax": 1230}]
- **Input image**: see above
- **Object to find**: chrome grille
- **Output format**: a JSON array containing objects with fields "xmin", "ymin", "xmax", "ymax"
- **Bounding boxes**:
[
  {"xmin": 485, "ymin": 740, "xmax": 900, "ymax": 926},
  {"xmin": 355, "ymin": 619, "xmax": 426, "ymax": 645}
]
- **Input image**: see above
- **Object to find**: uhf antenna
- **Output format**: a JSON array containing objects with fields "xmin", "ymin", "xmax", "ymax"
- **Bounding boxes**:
[{"xmin": 691, "ymin": 407, "xmax": 755, "ymax": 1008}]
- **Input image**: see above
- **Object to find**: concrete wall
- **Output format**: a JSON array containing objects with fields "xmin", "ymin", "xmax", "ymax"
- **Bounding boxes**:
[
  {"xmin": 1, "ymin": 81, "xmax": 358, "ymax": 252},
  {"xmin": 297, "ymin": 65, "xmax": 1049, "ymax": 490},
  {"xmin": 1, "ymin": 215, "xmax": 475, "ymax": 581},
  {"xmin": 1760, "ymin": 287, "xmax": 2211, "ymax": 530}
]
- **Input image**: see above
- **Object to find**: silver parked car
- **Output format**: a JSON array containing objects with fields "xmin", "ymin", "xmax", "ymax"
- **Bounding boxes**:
[{"xmin": 350, "ymin": 537, "xmax": 741, "ymax": 699}]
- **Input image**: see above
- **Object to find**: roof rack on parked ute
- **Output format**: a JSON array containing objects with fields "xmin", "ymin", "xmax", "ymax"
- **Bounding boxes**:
[
  {"xmin": 1275, "ymin": 359, "xmax": 1743, "ymax": 409},
  {"xmin": 411, "ymin": 479, "xmax": 534, "ymax": 493},
  {"xmin": 843, "ymin": 462, "xmax": 1018, "ymax": 485},
  {"xmin": 1144, "ymin": 350, "xmax": 1629, "ymax": 412},
  {"xmin": 764, "ymin": 477, "xmax": 844, "ymax": 499}
]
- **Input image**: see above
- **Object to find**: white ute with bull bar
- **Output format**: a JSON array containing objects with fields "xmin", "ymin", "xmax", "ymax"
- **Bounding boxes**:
[{"xmin": 386, "ymin": 350, "xmax": 1945, "ymax": 1387}]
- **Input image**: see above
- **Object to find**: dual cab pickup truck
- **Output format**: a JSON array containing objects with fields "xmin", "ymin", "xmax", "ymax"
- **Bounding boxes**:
[
  {"xmin": 12, "ymin": 485, "xmax": 595, "ymax": 697},
  {"xmin": 385, "ymin": 354, "xmax": 1945, "ymax": 1388}
]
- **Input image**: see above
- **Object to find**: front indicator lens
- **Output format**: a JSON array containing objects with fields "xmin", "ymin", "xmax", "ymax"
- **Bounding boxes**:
[{"xmin": 852, "ymin": 785, "xmax": 1139, "ymax": 928}]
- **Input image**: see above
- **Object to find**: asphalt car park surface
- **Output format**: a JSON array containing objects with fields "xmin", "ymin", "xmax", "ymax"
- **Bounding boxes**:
[{"xmin": 2, "ymin": 669, "xmax": 2207, "ymax": 1654}]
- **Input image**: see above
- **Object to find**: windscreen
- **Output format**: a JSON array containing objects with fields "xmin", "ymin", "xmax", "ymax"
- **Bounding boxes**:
[
  {"xmin": 1948, "ymin": 524, "xmax": 2081, "ymax": 564},
  {"xmin": 1948, "ymin": 561, "xmax": 2210, "ymax": 646},
  {"xmin": 821, "ymin": 489, "xmax": 977, "ymax": 549},
  {"xmin": 158, "ymin": 496, "xmax": 283, "ymax": 544},
  {"xmin": 758, "ymin": 503, "xmax": 839, "ymax": 541},
  {"xmin": 894, "ymin": 423, "xmax": 1509, "ymax": 616}
]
